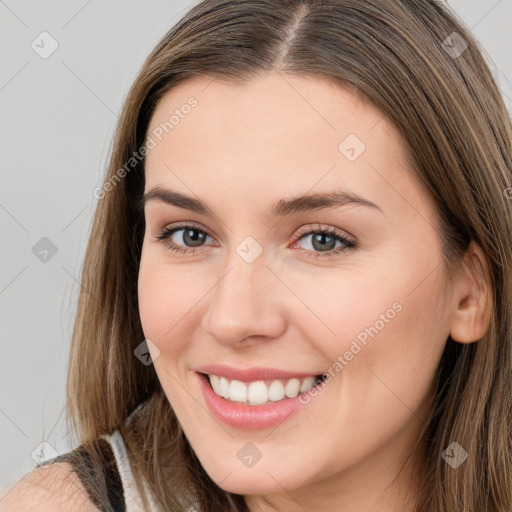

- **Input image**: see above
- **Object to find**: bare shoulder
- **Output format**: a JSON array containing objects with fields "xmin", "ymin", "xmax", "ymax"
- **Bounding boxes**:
[{"xmin": 0, "ymin": 462, "xmax": 100, "ymax": 512}]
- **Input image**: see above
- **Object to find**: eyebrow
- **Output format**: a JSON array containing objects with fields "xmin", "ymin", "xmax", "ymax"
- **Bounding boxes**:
[{"xmin": 138, "ymin": 186, "xmax": 383, "ymax": 217}]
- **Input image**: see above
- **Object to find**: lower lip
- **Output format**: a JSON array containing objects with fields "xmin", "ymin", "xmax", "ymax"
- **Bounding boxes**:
[{"xmin": 197, "ymin": 372, "xmax": 316, "ymax": 430}]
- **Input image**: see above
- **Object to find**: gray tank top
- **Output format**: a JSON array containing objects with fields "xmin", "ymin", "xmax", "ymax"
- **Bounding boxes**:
[
  {"xmin": 100, "ymin": 429, "xmax": 162, "ymax": 512},
  {"xmin": 39, "ymin": 428, "xmax": 162, "ymax": 511}
]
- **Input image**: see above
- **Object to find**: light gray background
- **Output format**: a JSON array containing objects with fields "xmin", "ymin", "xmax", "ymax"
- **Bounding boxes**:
[{"xmin": 0, "ymin": 0, "xmax": 511, "ymax": 496}]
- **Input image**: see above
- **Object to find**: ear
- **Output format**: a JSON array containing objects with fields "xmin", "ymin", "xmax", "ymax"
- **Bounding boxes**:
[{"xmin": 449, "ymin": 240, "xmax": 493, "ymax": 344}]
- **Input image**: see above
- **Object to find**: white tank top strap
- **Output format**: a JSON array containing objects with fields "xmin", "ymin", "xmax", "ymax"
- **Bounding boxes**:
[{"xmin": 100, "ymin": 429, "xmax": 161, "ymax": 511}]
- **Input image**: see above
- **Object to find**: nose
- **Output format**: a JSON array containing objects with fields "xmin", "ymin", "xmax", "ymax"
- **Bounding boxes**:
[{"xmin": 200, "ymin": 254, "xmax": 287, "ymax": 347}]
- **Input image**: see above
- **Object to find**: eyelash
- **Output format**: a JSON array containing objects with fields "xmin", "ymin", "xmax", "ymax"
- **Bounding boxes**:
[{"xmin": 153, "ymin": 222, "xmax": 356, "ymax": 259}]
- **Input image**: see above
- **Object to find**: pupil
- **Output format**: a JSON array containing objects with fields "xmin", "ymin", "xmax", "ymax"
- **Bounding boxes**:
[
  {"xmin": 312, "ymin": 233, "xmax": 335, "ymax": 252},
  {"xmin": 184, "ymin": 229, "xmax": 205, "ymax": 247}
]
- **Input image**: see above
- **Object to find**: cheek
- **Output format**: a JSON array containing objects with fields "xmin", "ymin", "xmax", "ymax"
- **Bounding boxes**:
[
  {"xmin": 137, "ymin": 250, "xmax": 201, "ymax": 353},
  {"xmin": 286, "ymin": 266, "xmax": 405, "ymax": 361},
  {"xmin": 301, "ymin": 254, "xmax": 449, "ymax": 402},
  {"xmin": 331, "ymin": 268, "xmax": 450, "ymax": 429}
]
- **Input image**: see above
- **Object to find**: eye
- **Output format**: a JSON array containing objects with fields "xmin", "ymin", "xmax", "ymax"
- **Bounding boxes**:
[
  {"xmin": 291, "ymin": 224, "xmax": 356, "ymax": 259},
  {"xmin": 153, "ymin": 222, "xmax": 214, "ymax": 255},
  {"xmin": 153, "ymin": 222, "xmax": 356, "ymax": 259}
]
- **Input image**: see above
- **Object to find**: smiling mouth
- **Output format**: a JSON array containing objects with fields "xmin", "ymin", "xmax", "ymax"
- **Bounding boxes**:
[{"xmin": 201, "ymin": 373, "xmax": 324, "ymax": 406}]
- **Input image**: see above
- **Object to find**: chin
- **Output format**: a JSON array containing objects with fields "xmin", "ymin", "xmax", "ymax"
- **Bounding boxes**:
[
  {"xmin": 213, "ymin": 472, "xmax": 293, "ymax": 495},
  {"xmin": 198, "ymin": 455, "xmax": 310, "ymax": 496}
]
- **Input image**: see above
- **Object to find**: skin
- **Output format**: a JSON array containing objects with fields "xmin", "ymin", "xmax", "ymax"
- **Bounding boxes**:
[{"xmin": 137, "ymin": 72, "xmax": 492, "ymax": 512}]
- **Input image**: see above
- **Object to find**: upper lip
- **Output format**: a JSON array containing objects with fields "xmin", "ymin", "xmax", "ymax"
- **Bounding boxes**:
[{"xmin": 195, "ymin": 364, "xmax": 321, "ymax": 382}]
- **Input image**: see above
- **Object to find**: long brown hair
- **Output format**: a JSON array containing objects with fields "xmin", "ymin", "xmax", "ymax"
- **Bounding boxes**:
[{"xmin": 65, "ymin": 1, "xmax": 512, "ymax": 510}]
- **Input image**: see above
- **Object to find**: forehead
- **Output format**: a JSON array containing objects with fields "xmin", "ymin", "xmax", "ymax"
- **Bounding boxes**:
[
  {"xmin": 146, "ymin": 72, "xmax": 396, "ymax": 145},
  {"xmin": 143, "ymin": 73, "xmax": 423, "ymax": 218}
]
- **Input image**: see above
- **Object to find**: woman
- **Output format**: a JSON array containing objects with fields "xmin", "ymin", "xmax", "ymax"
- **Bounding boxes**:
[{"xmin": 3, "ymin": 0, "xmax": 511, "ymax": 511}]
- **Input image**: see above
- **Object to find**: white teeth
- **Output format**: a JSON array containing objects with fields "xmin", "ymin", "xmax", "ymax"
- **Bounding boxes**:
[
  {"xmin": 207, "ymin": 374, "xmax": 318, "ymax": 405},
  {"xmin": 284, "ymin": 378, "xmax": 300, "ymax": 398},
  {"xmin": 219, "ymin": 377, "xmax": 230, "ymax": 399},
  {"xmin": 229, "ymin": 380, "xmax": 248, "ymax": 402},
  {"xmin": 268, "ymin": 380, "xmax": 285, "ymax": 401},
  {"xmin": 247, "ymin": 381, "xmax": 268, "ymax": 405},
  {"xmin": 300, "ymin": 376, "xmax": 316, "ymax": 393},
  {"xmin": 209, "ymin": 374, "xmax": 221, "ymax": 395}
]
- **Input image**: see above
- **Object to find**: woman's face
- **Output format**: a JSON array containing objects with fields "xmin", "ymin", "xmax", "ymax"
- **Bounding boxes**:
[{"xmin": 138, "ymin": 73, "xmax": 458, "ymax": 508}]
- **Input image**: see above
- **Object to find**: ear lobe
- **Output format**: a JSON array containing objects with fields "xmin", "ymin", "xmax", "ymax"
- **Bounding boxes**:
[{"xmin": 449, "ymin": 241, "xmax": 493, "ymax": 344}]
